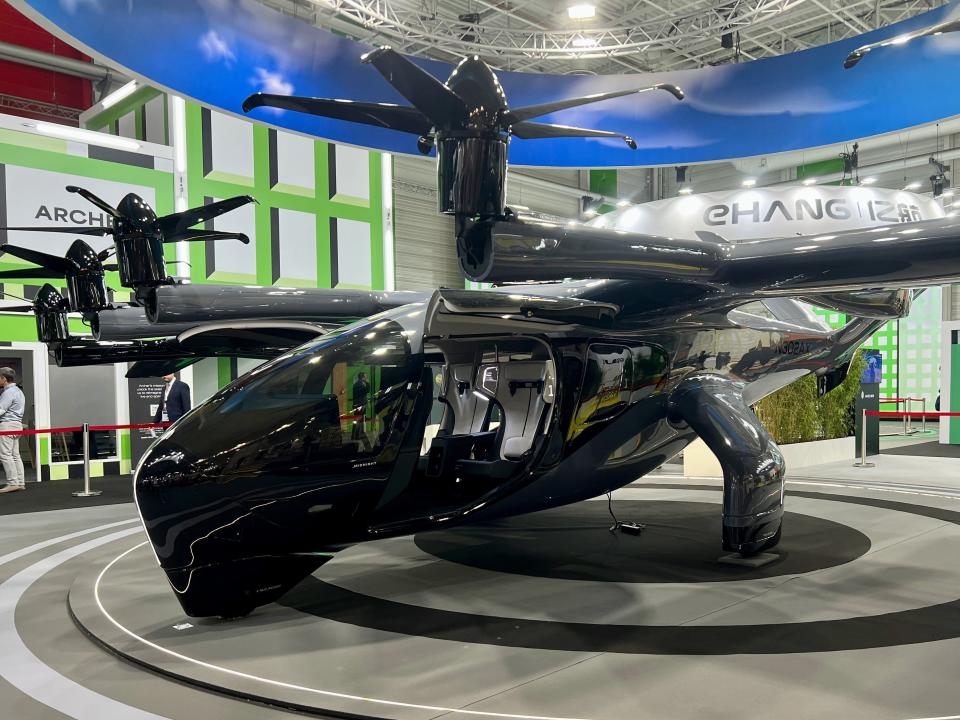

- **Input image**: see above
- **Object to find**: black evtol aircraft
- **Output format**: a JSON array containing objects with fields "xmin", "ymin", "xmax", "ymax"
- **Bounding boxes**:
[{"xmin": 6, "ymin": 49, "xmax": 960, "ymax": 618}]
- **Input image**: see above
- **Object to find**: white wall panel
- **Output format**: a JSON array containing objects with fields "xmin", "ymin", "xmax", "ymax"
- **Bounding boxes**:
[
  {"xmin": 117, "ymin": 111, "xmax": 136, "ymax": 141},
  {"xmin": 273, "ymin": 130, "xmax": 314, "ymax": 191},
  {"xmin": 333, "ymin": 145, "xmax": 370, "ymax": 201},
  {"xmin": 143, "ymin": 95, "xmax": 166, "ymax": 145},
  {"xmin": 210, "ymin": 199, "xmax": 257, "ymax": 277},
  {"xmin": 334, "ymin": 218, "xmax": 371, "ymax": 288},
  {"xmin": 276, "ymin": 208, "xmax": 317, "ymax": 283},
  {"xmin": 208, "ymin": 109, "xmax": 254, "ymax": 180}
]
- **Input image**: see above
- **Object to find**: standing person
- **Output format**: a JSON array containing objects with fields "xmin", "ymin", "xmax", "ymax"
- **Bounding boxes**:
[
  {"xmin": 0, "ymin": 367, "xmax": 26, "ymax": 494},
  {"xmin": 154, "ymin": 373, "xmax": 191, "ymax": 425},
  {"xmin": 351, "ymin": 372, "xmax": 370, "ymax": 443}
]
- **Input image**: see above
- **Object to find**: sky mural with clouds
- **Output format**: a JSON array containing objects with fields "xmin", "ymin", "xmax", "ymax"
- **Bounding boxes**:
[{"xmin": 10, "ymin": 0, "xmax": 960, "ymax": 167}]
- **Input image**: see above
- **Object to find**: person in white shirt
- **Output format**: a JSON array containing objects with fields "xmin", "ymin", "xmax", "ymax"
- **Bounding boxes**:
[{"xmin": 0, "ymin": 367, "xmax": 26, "ymax": 493}]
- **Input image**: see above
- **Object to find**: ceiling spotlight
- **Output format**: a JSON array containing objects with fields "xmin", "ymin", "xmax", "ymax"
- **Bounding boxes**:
[
  {"xmin": 572, "ymin": 36, "xmax": 599, "ymax": 48},
  {"xmin": 861, "ymin": 176, "xmax": 877, "ymax": 185},
  {"xmin": 742, "ymin": 178, "xmax": 756, "ymax": 188},
  {"xmin": 904, "ymin": 181, "xmax": 922, "ymax": 191},
  {"xmin": 802, "ymin": 177, "xmax": 817, "ymax": 186},
  {"xmin": 678, "ymin": 186, "xmax": 694, "ymax": 195},
  {"xmin": 567, "ymin": 3, "xmax": 596, "ymax": 20},
  {"xmin": 583, "ymin": 208, "xmax": 598, "ymax": 217},
  {"xmin": 942, "ymin": 189, "xmax": 956, "ymax": 198},
  {"xmin": 616, "ymin": 199, "xmax": 630, "ymax": 207}
]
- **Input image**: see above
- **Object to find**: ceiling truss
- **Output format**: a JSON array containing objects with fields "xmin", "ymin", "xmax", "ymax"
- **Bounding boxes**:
[{"xmin": 257, "ymin": 0, "xmax": 947, "ymax": 75}]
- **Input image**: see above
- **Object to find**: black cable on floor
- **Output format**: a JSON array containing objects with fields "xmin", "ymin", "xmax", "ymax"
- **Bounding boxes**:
[{"xmin": 607, "ymin": 491, "xmax": 645, "ymax": 535}]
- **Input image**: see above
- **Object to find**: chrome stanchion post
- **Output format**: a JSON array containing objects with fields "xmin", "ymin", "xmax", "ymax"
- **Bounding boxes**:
[
  {"xmin": 72, "ymin": 422, "xmax": 102, "ymax": 498},
  {"xmin": 902, "ymin": 401, "xmax": 908, "ymax": 436},
  {"xmin": 854, "ymin": 409, "xmax": 875, "ymax": 468},
  {"xmin": 906, "ymin": 398, "xmax": 912, "ymax": 434},
  {"xmin": 922, "ymin": 398, "xmax": 927, "ymax": 434}
]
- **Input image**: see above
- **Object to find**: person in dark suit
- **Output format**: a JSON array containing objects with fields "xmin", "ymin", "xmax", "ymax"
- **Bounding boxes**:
[{"xmin": 154, "ymin": 373, "xmax": 191, "ymax": 424}]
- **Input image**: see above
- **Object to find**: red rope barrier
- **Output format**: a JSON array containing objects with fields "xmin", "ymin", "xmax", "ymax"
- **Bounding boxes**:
[
  {"xmin": 0, "ymin": 422, "xmax": 171, "ymax": 436},
  {"xmin": 866, "ymin": 411, "xmax": 960, "ymax": 418}
]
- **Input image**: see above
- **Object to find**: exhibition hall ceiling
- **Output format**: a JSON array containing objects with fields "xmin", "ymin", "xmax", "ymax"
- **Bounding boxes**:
[{"xmin": 257, "ymin": 0, "xmax": 947, "ymax": 75}]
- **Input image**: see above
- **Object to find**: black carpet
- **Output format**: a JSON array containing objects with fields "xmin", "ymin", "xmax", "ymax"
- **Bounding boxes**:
[
  {"xmin": 415, "ymin": 500, "xmax": 871, "ymax": 582},
  {"xmin": 884, "ymin": 441, "xmax": 960, "ymax": 458},
  {"xmin": 0, "ymin": 475, "xmax": 133, "ymax": 515},
  {"xmin": 278, "ymin": 489, "xmax": 960, "ymax": 654}
]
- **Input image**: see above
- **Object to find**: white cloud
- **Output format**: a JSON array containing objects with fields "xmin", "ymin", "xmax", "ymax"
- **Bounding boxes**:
[
  {"xmin": 684, "ymin": 87, "xmax": 867, "ymax": 117},
  {"xmin": 252, "ymin": 67, "xmax": 294, "ymax": 95},
  {"xmin": 249, "ymin": 68, "xmax": 295, "ymax": 114},
  {"xmin": 199, "ymin": 29, "xmax": 236, "ymax": 65}
]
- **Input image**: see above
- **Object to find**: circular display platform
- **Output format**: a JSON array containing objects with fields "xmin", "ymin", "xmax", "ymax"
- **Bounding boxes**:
[{"xmin": 69, "ymin": 483, "xmax": 960, "ymax": 720}]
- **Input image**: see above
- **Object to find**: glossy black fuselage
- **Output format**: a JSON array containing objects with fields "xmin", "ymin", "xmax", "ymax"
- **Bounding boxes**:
[{"xmin": 135, "ymin": 293, "xmax": 876, "ymax": 617}]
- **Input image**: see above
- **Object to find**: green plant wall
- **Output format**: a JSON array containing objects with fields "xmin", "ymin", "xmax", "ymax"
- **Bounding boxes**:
[{"xmin": 754, "ymin": 352, "xmax": 866, "ymax": 445}]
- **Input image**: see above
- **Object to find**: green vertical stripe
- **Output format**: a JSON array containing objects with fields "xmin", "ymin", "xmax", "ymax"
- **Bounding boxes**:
[
  {"xmin": 217, "ymin": 357, "xmax": 232, "ymax": 388},
  {"xmin": 951, "ymin": 346, "xmax": 960, "ymax": 444},
  {"xmin": 589, "ymin": 169, "xmax": 617, "ymax": 197}
]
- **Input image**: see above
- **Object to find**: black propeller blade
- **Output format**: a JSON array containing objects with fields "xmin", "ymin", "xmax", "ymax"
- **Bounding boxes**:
[
  {"xmin": 0, "ymin": 244, "xmax": 73, "ymax": 274},
  {"xmin": 157, "ymin": 196, "xmax": 257, "ymax": 238},
  {"xmin": 845, "ymin": 18, "xmax": 960, "ymax": 68},
  {"xmin": 512, "ymin": 122, "xmax": 638, "ymax": 149},
  {"xmin": 242, "ymin": 94, "xmax": 433, "ymax": 135},
  {"xmin": 0, "ymin": 268, "xmax": 64, "ymax": 280},
  {"xmin": 505, "ymin": 83, "xmax": 684, "ymax": 124},
  {"xmin": 0, "ymin": 226, "xmax": 114, "ymax": 236},
  {"xmin": 360, "ymin": 47, "xmax": 469, "ymax": 128},
  {"xmin": 166, "ymin": 230, "xmax": 251, "ymax": 245},
  {"xmin": 66, "ymin": 185, "xmax": 121, "ymax": 218}
]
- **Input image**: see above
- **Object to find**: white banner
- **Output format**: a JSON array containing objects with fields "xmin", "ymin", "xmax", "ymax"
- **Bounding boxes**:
[
  {"xmin": 595, "ymin": 185, "xmax": 946, "ymax": 241},
  {"xmin": 2, "ymin": 165, "xmax": 157, "ymax": 259}
]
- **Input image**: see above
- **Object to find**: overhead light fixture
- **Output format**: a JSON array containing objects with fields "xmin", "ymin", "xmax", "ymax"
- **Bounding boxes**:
[
  {"xmin": 99, "ymin": 80, "xmax": 138, "ymax": 109},
  {"xmin": 802, "ymin": 177, "xmax": 817, "ymax": 186},
  {"xmin": 861, "ymin": 176, "xmax": 877, "ymax": 185},
  {"xmin": 941, "ymin": 189, "xmax": 955, "ymax": 198},
  {"xmin": 567, "ymin": 3, "xmax": 596, "ymax": 20},
  {"xmin": 678, "ymin": 186, "xmax": 694, "ymax": 195},
  {"xmin": 583, "ymin": 208, "xmax": 598, "ymax": 218},
  {"xmin": 742, "ymin": 178, "xmax": 756, "ymax": 188},
  {"xmin": 33, "ymin": 121, "xmax": 141, "ymax": 151},
  {"xmin": 904, "ymin": 181, "xmax": 922, "ymax": 191},
  {"xmin": 616, "ymin": 199, "xmax": 630, "ymax": 207},
  {"xmin": 572, "ymin": 36, "xmax": 599, "ymax": 48}
]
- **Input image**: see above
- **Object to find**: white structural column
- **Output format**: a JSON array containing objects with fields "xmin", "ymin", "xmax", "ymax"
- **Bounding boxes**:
[{"xmin": 382, "ymin": 153, "xmax": 395, "ymax": 292}]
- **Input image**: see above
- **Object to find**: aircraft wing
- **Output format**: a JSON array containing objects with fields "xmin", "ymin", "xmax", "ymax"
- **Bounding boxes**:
[{"xmin": 464, "ymin": 212, "xmax": 960, "ymax": 298}]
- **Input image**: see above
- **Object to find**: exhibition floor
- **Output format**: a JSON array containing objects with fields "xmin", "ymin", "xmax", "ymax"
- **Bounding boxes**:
[{"xmin": 3, "ymin": 457, "xmax": 960, "ymax": 719}]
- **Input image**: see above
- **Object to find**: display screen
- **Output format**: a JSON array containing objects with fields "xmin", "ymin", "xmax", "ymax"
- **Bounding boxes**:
[{"xmin": 861, "ymin": 350, "xmax": 883, "ymax": 385}]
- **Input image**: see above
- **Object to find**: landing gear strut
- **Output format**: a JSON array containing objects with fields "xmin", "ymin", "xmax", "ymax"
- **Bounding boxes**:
[{"xmin": 669, "ymin": 375, "xmax": 785, "ymax": 557}]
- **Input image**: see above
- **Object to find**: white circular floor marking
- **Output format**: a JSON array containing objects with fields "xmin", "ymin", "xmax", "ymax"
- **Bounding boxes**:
[{"xmin": 0, "ymin": 520, "xmax": 169, "ymax": 719}]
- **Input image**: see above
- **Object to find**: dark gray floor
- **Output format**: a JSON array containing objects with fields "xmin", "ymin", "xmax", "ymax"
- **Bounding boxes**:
[
  {"xmin": 0, "ymin": 475, "xmax": 133, "ymax": 515},
  {"xmin": 66, "ymin": 481, "xmax": 960, "ymax": 720},
  {"xmin": 884, "ymin": 440, "xmax": 960, "ymax": 458}
]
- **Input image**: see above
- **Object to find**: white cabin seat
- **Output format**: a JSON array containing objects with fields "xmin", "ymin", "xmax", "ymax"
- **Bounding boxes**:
[
  {"xmin": 494, "ymin": 361, "xmax": 549, "ymax": 460},
  {"xmin": 440, "ymin": 363, "xmax": 489, "ymax": 435}
]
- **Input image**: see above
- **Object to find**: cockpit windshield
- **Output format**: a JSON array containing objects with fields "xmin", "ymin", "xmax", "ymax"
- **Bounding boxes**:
[{"xmin": 174, "ymin": 319, "xmax": 422, "ymax": 469}]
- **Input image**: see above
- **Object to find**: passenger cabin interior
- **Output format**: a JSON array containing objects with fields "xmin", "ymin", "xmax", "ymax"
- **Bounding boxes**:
[{"xmin": 382, "ymin": 336, "xmax": 557, "ymax": 521}]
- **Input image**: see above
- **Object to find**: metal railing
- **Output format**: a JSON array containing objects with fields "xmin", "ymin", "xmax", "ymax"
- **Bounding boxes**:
[
  {"xmin": 0, "ymin": 422, "xmax": 170, "ymax": 497},
  {"xmin": 855, "ymin": 410, "xmax": 958, "ymax": 468}
]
